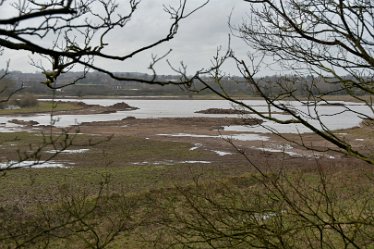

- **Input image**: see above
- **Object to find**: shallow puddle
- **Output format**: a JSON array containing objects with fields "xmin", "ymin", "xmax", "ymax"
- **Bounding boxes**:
[
  {"xmin": 45, "ymin": 149, "xmax": 90, "ymax": 154},
  {"xmin": 190, "ymin": 143, "xmax": 202, "ymax": 151},
  {"xmin": 158, "ymin": 133, "xmax": 270, "ymax": 141},
  {"xmin": 131, "ymin": 160, "xmax": 211, "ymax": 166},
  {"xmin": 0, "ymin": 160, "xmax": 69, "ymax": 169},
  {"xmin": 211, "ymin": 150, "xmax": 232, "ymax": 156}
]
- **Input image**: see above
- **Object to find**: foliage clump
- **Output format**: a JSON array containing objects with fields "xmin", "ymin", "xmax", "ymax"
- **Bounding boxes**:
[{"xmin": 14, "ymin": 95, "xmax": 38, "ymax": 108}]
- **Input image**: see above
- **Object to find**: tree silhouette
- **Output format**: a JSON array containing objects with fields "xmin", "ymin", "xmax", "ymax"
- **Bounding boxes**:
[{"xmin": 0, "ymin": 0, "xmax": 207, "ymax": 89}]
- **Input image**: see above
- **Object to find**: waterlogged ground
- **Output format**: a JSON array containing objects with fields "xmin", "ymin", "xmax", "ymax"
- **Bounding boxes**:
[
  {"xmin": 0, "ymin": 99, "xmax": 373, "ymax": 248},
  {"xmin": 0, "ymin": 99, "xmax": 371, "ymax": 169},
  {"xmin": 0, "ymin": 99, "xmax": 372, "ymax": 132},
  {"xmin": 0, "ymin": 99, "xmax": 372, "ymax": 182}
]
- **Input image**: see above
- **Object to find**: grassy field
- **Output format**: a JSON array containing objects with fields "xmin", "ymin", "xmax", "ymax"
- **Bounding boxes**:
[
  {"xmin": 0, "ymin": 101, "xmax": 84, "ymax": 115},
  {"xmin": 0, "ymin": 92, "xmax": 371, "ymax": 247},
  {"xmin": 0, "ymin": 128, "xmax": 374, "ymax": 248},
  {"xmin": 0, "ymin": 131, "xmax": 247, "ymax": 248}
]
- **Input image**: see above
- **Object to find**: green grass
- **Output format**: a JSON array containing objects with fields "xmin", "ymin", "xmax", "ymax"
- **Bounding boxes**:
[
  {"xmin": 0, "ymin": 131, "xmax": 38, "ymax": 142},
  {"xmin": 1, "ymin": 162, "xmax": 374, "ymax": 248},
  {"xmin": 0, "ymin": 135, "xmax": 215, "ymax": 248},
  {"xmin": 0, "ymin": 101, "xmax": 83, "ymax": 115},
  {"xmin": 1, "ymin": 130, "xmax": 374, "ymax": 248},
  {"xmin": 0, "ymin": 132, "xmax": 221, "ymax": 202}
]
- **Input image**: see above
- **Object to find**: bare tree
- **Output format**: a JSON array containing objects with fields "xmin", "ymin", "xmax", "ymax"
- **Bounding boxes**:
[
  {"xmin": 0, "ymin": 0, "xmax": 211, "ymax": 172},
  {"xmin": 185, "ymin": 0, "xmax": 374, "ymax": 165},
  {"xmin": 154, "ymin": 146, "xmax": 374, "ymax": 249},
  {"xmin": 0, "ymin": 0, "xmax": 208, "ymax": 89},
  {"xmin": 0, "ymin": 2, "xmax": 209, "ymax": 246},
  {"xmin": 154, "ymin": 1, "xmax": 374, "ymax": 248}
]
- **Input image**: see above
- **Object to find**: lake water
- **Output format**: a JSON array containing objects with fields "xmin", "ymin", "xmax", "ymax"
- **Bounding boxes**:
[{"xmin": 0, "ymin": 99, "xmax": 372, "ymax": 134}]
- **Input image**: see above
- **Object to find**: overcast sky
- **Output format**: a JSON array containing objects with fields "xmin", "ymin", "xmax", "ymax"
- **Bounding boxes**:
[{"xmin": 0, "ymin": 0, "xmax": 257, "ymax": 75}]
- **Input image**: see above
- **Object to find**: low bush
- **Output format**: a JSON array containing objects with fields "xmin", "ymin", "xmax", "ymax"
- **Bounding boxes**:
[{"xmin": 15, "ymin": 95, "xmax": 38, "ymax": 108}]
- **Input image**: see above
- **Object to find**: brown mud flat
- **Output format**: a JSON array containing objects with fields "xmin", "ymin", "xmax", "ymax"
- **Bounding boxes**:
[
  {"xmin": 54, "ymin": 101, "xmax": 138, "ymax": 115},
  {"xmin": 8, "ymin": 119, "xmax": 39, "ymax": 126},
  {"xmin": 195, "ymin": 108, "xmax": 286, "ymax": 115},
  {"xmin": 7, "ymin": 104, "xmax": 371, "ymax": 172},
  {"xmin": 80, "ymin": 116, "xmax": 263, "ymax": 128},
  {"xmin": 0, "ymin": 100, "xmax": 372, "ymax": 248},
  {"xmin": 1, "ymin": 116, "xmax": 371, "ymax": 206},
  {"xmin": 70, "ymin": 116, "xmax": 373, "ymax": 169},
  {"xmin": 1, "ymin": 101, "xmax": 138, "ymax": 117},
  {"xmin": 15, "ymin": 98, "xmax": 368, "ymax": 166},
  {"xmin": 195, "ymin": 108, "xmax": 252, "ymax": 114}
]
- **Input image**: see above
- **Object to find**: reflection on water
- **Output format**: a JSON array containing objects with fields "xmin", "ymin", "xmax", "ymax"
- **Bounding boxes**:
[{"xmin": 0, "ymin": 99, "xmax": 371, "ymax": 133}]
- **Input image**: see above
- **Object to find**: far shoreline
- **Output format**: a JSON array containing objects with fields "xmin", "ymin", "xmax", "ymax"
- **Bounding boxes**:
[{"xmin": 34, "ymin": 94, "xmax": 372, "ymax": 103}]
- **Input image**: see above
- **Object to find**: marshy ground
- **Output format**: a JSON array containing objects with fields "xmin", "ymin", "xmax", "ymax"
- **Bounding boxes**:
[{"xmin": 0, "ymin": 101, "xmax": 373, "ymax": 248}]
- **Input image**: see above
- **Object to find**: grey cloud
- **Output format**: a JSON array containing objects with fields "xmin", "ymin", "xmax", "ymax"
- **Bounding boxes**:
[{"xmin": 0, "ymin": 0, "xmax": 251, "ymax": 75}]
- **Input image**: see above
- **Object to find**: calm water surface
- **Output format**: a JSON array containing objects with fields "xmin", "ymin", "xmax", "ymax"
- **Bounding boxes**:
[{"xmin": 0, "ymin": 99, "xmax": 371, "ymax": 134}]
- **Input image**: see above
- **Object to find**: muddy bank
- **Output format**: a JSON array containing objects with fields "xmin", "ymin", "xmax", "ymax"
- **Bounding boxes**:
[
  {"xmin": 55, "ymin": 101, "xmax": 138, "ymax": 115},
  {"xmin": 73, "ymin": 116, "xmax": 372, "ymax": 162},
  {"xmin": 195, "ymin": 108, "xmax": 286, "ymax": 115},
  {"xmin": 9, "ymin": 119, "xmax": 39, "ymax": 126},
  {"xmin": 79, "ymin": 117, "xmax": 263, "ymax": 127},
  {"xmin": 195, "ymin": 108, "xmax": 252, "ymax": 114}
]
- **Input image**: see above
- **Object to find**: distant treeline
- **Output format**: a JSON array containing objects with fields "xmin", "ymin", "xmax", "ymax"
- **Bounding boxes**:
[{"xmin": 0, "ymin": 70, "xmax": 369, "ymax": 97}]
